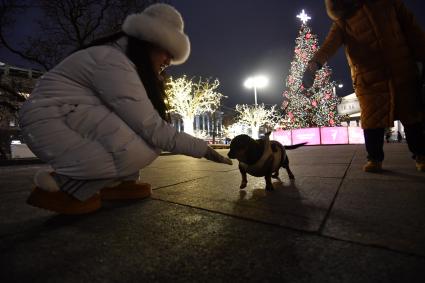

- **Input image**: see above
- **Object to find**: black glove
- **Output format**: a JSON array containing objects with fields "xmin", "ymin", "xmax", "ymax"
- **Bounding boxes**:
[
  {"xmin": 204, "ymin": 146, "xmax": 233, "ymax": 165},
  {"xmin": 302, "ymin": 61, "xmax": 319, "ymax": 89}
]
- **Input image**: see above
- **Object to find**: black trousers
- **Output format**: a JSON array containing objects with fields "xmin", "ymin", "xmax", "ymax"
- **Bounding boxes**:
[{"xmin": 363, "ymin": 122, "xmax": 425, "ymax": 161}]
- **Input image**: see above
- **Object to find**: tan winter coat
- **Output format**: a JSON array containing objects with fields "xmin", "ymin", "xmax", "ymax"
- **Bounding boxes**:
[{"xmin": 312, "ymin": 0, "xmax": 425, "ymax": 129}]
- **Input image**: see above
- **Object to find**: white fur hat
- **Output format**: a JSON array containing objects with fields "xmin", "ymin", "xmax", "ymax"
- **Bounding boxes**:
[{"xmin": 122, "ymin": 3, "xmax": 190, "ymax": 65}]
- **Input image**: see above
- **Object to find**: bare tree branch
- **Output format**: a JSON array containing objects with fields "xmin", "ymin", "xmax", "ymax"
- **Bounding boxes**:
[
  {"xmin": 0, "ymin": 0, "xmax": 169, "ymax": 70},
  {"xmin": 0, "ymin": 0, "xmax": 50, "ymax": 69}
]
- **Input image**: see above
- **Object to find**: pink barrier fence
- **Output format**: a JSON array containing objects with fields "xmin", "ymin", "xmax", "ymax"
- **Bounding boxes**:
[
  {"xmin": 272, "ymin": 127, "xmax": 365, "ymax": 145},
  {"xmin": 292, "ymin": 128, "xmax": 321, "ymax": 145}
]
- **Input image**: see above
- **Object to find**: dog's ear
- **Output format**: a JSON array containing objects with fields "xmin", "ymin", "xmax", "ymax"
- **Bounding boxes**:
[{"xmin": 231, "ymin": 135, "xmax": 251, "ymax": 149}]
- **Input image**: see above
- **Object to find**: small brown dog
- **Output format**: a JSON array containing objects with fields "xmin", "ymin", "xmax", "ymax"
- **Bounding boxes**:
[{"xmin": 227, "ymin": 132, "xmax": 305, "ymax": 191}]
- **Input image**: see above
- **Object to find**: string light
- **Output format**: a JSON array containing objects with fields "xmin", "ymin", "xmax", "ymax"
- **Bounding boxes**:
[{"xmin": 166, "ymin": 76, "xmax": 224, "ymax": 136}]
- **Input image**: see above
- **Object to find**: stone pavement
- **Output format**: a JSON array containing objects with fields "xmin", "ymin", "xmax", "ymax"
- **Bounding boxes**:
[{"xmin": 1, "ymin": 144, "xmax": 424, "ymax": 282}]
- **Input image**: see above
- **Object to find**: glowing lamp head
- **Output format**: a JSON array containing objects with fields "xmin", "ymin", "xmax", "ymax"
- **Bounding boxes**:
[{"xmin": 244, "ymin": 75, "xmax": 269, "ymax": 89}]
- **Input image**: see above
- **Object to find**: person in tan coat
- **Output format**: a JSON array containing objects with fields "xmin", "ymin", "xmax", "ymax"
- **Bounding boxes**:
[{"xmin": 303, "ymin": 0, "xmax": 425, "ymax": 172}]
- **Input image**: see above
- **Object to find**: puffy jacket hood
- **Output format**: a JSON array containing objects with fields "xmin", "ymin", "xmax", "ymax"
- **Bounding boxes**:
[{"xmin": 325, "ymin": 0, "xmax": 363, "ymax": 21}]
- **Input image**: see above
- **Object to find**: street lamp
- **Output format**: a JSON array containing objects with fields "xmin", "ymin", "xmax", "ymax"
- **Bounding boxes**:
[{"xmin": 244, "ymin": 75, "xmax": 269, "ymax": 106}]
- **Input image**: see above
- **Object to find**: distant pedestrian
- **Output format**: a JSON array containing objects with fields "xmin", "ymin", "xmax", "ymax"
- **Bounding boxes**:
[
  {"xmin": 18, "ymin": 4, "xmax": 232, "ymax": 215},
  {"xmin": 303, "ymin": 0, "xmax": 425, "ymax": 173},
  {"xmin": 397, "ymin": 131, "xmax": 403, "ymax": 143},
  {"xmin": 385, "ymin": 132, "xmax": 391, "ymax": 143}
]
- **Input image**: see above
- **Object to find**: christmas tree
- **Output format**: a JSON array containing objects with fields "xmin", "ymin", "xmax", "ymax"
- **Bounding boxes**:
[{"xmin": 281, "ymin": 10, "xmax": 345, "ymax": 129}]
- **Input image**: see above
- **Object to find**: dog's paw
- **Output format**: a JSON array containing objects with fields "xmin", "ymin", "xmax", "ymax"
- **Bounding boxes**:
[{"xmin": 240, "ymin": 182, "xmax": 247, "ymax": 189}]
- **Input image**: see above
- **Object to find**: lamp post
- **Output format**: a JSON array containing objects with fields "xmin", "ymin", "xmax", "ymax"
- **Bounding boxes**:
[
  {"xmin": 244, "ymin": 75, "xmax": 269, "ymax": 106},
  {"xmin": 333, "ymin": 82, "xmax": 344, "ymax": 96}
]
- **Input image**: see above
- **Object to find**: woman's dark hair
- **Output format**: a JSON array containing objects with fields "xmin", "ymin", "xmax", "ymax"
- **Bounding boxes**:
[
  {"xmin": 78, "ymin": 31, "xmax": 170, "ymax": 122},
  {"xmin": 126, "ymin": 36, "xmax": 170, "ymax": 122}
]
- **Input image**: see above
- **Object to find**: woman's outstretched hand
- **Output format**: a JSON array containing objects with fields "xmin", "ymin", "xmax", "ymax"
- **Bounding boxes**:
[{"xmin": 204, "ymin": 146, "xmax": 233, "ymax": 165}]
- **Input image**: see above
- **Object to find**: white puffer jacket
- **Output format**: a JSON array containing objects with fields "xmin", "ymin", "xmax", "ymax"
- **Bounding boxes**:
[{"xmin": 19, "ymin": 40, "xmax": 208, "ymax": 179}]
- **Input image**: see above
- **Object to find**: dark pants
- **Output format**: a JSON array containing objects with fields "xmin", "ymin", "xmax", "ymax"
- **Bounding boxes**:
[
  {"xmin": 364, "ymin": 122, "xmax": 425, "ymax": 162},
  {"xmin": 404, "ymin": 122, "xmax": 425, "ymax": 158},
  {"xmin": 364, "ymin": 128, "xmax": 385, "ymax": 161}
]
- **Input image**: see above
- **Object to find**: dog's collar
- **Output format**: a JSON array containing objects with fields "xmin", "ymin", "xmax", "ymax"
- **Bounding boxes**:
[{"xmin": 239, "ymin": 137, "xmax": 277, "ymax": 173}]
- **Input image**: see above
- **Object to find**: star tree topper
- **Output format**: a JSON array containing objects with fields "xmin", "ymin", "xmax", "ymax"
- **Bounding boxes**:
[{"xmin": 297, "ymin": 9, "xmax": 311, "ymax": 25}]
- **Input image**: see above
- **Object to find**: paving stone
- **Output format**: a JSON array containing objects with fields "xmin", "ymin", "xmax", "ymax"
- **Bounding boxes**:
[
  {"xmin": 347, "ymin": 159, "xmax": 425, "ymax": 182},
  {"xmin": 152, "ymin": 170, "xmax": 341, "ymax": 232},
  {"xmin": 1, "ymin": 144, "xmax": 425, "ymax": 282},
  {"xmin": 1, "ymin": 200, "xmax": 424, "ymax": 283},
  {"xmin": 322, "ymin": 178, "xmax": 425, "ymax": 256}
]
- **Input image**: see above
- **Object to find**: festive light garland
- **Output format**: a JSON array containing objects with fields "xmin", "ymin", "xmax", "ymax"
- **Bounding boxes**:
[{"xmin": 165, "ymin": 76, "xmax": 224, "ymax": 136}]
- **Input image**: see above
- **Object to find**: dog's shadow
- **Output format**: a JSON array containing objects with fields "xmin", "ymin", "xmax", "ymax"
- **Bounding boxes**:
[
  {"xmin": 238, "ymin": 178, "xmax": 301, "ymax": 202},
  {"xmin": 234, "ymin": 178, "xmax": 309, "ymax": 228}
]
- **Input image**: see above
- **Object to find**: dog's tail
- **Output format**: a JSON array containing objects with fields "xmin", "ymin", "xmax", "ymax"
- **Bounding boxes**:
[{"xmin": 285, "ymin": 142, "xmax": 307, "ymax": 150}]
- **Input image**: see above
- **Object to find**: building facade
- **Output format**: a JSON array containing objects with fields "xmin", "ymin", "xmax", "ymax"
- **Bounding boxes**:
[
  {"xmin": 0, "ymin": 62, "xmax": 43, "ymax": 158},
  {"xmin": 170, "ymin": 111, "xmax": 226, "ymax": 143},
  {"xmin": 337, "ymin": 93, "xmax": 405, "ymax": 140}
]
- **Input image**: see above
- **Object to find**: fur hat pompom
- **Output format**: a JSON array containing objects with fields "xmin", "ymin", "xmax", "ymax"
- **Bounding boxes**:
[{"xmin": 122, "ymin": 3, "xmax": 190, "ymax": 65}]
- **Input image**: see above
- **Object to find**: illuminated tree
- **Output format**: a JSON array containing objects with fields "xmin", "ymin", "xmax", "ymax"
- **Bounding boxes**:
[
  {"xmin": 222, "ymin": 122, "xmax": 248, "ymax": 140},
  {"xmin": 166, "ymin": 76, "xmax": 224, "ymax": 136},
  {"xmin": 235, "ymin": 103, "xmax": 281, "ymax": 139},
  {"xmin": 281, "ymin": 10, "xmax": 345, "ymax": 129},
  {"xmin": 192, "ymin": 129, "xmax": 209, "ymax": 139}
]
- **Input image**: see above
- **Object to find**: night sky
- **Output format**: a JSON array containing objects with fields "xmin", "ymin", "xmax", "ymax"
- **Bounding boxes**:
[
  {"xmin": 168, "ymin": 0, "xmax": 425, "ymax": 108},
  {"xmin": 1, "ymin": 0, "xmax": 425, "ymax": 109}
]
